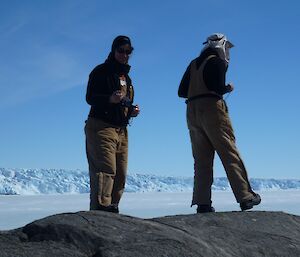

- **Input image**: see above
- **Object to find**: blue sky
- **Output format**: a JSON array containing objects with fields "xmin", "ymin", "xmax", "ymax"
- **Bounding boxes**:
[{"xmin": 1, "ymin": 0, "xmax": 299, "ymax": 179}]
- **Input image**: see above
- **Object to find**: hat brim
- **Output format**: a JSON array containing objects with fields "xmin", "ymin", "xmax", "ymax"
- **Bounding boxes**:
[{"xmin": 226, "ymin": 41, "xmax": 234, "ymax": 48}]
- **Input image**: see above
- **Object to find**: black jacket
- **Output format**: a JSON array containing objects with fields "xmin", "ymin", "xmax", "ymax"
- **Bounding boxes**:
[
  {"xmin": 86, "ymin": 56, "xmax": 134, "ymax": 127},
  {"xmin": 178, "ymin": 48, "xmax": 231, "ymax": 98}
]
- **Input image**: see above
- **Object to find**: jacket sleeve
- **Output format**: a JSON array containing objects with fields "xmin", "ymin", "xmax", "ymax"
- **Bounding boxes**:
[
  {"xmin": 203, "ymin": 57, "xmax": 231, "ymax": 95},
  {"xmin": 86, "ymin": 68, "xmax": 111, "ymax": 107},
  {"xmin": 178, "ymin": 63, "xmax": 191, "ymax": 98}
]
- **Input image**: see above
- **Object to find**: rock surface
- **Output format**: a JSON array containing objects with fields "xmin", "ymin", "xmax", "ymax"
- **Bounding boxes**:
[{"xmin": 0, "ymin": 211, "xmax": 299, "ymax": 257}]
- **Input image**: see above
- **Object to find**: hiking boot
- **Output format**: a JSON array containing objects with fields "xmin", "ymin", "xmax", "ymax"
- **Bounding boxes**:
[
  {"xmin": 97, "ymin": 204, "xmax": 119, "ymax": 213},
  {"xmin": 109, "ymin": 204, "xmax": 119, "ymax": 214},
  {"xmin": 240, "ymin": 193, "xmax": 261, "ymax": 211},
  {"xmin": 197, "ymin": 204, "xmax": 215, "ymax": 213}
]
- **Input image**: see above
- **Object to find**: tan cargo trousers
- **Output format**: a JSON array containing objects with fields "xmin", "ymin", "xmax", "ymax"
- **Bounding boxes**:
[
  {"xmin": 85, "ymin": 117, "xmax": 128, "ymax": 210},
  {"xmin": 187, "ymin": 98, "xmax": 255, "ymax": 205}
]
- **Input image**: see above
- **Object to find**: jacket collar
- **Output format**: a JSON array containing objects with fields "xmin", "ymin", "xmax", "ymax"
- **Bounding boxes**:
[{"xmin": 105, "ymin": 53, "xmax": 131, "ymax": 75}]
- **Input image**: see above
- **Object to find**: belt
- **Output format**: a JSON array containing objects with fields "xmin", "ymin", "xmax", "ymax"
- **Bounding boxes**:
[{"xmin": 185, "ymin": 94, "xmax": 222, "ymax": 104}]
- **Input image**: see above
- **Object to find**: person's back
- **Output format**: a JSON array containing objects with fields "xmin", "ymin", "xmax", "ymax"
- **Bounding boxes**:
[{"xmin": 178, "ymin": 33, "xmax": 261, "ymax": 213}]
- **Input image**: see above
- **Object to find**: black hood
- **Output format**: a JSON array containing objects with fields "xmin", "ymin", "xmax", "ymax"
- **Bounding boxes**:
[{"xmin": 111, "ymin": 35, "xmax": 133, "ymax": 53}]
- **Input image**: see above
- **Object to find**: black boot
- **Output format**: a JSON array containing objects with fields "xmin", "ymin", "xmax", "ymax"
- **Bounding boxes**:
[
  {"xmin": 97, "ymin": 204, "xmax": 119, "ymax": 213},
  {"xmin": 240, "ymin": 193, "xmax": 261, "ymax": 211},
  {"xmin": 108, "ymin": 204, "xmax": 119, "ymax": 213},
  {"xmin": 197, "ymin": 204, "xmax": 215, "ymax": 213}
]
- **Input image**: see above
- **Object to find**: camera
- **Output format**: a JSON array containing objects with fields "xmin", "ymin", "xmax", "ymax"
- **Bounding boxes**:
[{"xmin": 120, "ymin": 97, "xmax": 138, "ymax": 117}]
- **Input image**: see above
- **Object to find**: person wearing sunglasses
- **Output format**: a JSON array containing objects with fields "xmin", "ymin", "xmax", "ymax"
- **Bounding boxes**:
[
  {"xmin": 85, "ymin": 35, "xmax": 140, "ymax": 213},
  {"xmin": 178, "ymin": 33, "xmax": 261, "ymax": 213}
]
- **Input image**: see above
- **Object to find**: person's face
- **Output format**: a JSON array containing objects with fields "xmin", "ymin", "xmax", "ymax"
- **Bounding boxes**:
[
  {"xmin": 225, "ymin": 41, "xmax": 233, "ymax": 62},
  {"xmin": 114, "ymin": 44, "xmax": 132, "ymax": 64}
]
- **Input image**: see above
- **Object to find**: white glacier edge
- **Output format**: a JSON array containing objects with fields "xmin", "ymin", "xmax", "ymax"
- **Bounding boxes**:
[{"xmin": 0, "ymin": 168, "xmax": 299, "ymax": 195}]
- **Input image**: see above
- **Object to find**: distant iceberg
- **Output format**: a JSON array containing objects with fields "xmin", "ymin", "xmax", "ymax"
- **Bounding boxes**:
[{"xmin": 0, "ymin": 168, "xmax": 299, "ymax": 195}]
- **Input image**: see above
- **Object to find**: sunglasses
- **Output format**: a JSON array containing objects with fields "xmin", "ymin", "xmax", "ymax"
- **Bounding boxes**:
[{"xmin": 116, "ymin": 47, "xmax": 133, "ymax": 55}]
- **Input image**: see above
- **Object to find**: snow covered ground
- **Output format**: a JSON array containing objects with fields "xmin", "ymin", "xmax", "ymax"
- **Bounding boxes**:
[
  {"xmin": 1, "ymin": 168, "xmax": 299, "ymax": 231},
  {"xmin": 1, "ymin": 190, "xmax": 300, "ymax": 231}
]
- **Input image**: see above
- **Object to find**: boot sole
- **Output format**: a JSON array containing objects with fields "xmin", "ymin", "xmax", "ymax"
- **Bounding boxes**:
[{"xmin": 240, "ymin": 197, "xmax": 261, "ymax": 211}]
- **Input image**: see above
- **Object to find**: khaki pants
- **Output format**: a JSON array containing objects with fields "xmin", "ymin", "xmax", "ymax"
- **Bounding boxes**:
[
  {"xmin": 85, "ymin": 117, "xmax": 128, "ymax": 210},
  {"xmin": 187, "ymin": 98, "xmax": 254, "ymax": 205}
]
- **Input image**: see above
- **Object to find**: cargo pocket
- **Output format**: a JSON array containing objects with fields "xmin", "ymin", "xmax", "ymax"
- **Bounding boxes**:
[{"xmin": 97, "ymin": 172, "xmax": 115, "ymax": 206}]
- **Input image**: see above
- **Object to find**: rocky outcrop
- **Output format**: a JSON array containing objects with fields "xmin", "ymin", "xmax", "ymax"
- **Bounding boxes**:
[{"xmin": 0, "ymin": 211, "xmax": 299, "ymax": 257}]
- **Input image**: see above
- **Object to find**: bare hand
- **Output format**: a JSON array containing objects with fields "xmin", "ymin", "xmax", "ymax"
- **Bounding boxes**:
[
  {"xmin": 110, "ymin": 90, "xmax": 124, "ymax": 104},
  {"xmin": 131, "ymin": 105, "xmax": 140, "ymax": 117}
]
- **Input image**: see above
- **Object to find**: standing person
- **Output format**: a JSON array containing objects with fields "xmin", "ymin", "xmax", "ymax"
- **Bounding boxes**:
[
  {"xmin": 85, "ymin": 35, "xmax": 140, "ymax": 213},
  {"xmin": 178, "ymin": 33, "xmax": 261, "ymax": 213}
]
